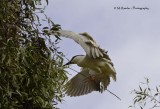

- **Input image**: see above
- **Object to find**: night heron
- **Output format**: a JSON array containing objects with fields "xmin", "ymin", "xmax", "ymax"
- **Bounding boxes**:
[{"xmin": 58, "ymin": 30, "xmax": 116, "ymax": 97}]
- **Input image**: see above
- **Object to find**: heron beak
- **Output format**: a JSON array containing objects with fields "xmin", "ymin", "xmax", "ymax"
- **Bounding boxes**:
[{"xmin": 63, "ymin": 61, "xmax": 71, "ymax": 66}]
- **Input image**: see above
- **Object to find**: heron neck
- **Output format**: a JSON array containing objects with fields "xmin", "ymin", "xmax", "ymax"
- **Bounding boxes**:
[{"xmin": 75, "ymin": 55, "xmax": 85, "ymax": 64}]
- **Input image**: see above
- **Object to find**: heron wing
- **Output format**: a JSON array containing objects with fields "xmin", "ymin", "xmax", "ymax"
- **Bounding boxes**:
[
  {"xmin": 59, "ymin": 30, "xmax": 103, "ymax": 58},
  {"xmin": 65, "ymin": 68, "xmax": 100, "ymax": 97}
]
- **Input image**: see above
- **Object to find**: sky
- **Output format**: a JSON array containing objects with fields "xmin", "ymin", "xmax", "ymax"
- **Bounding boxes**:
[{"xmin": 45, "ymin": 0, "xmax": 160, "ymax": 109}]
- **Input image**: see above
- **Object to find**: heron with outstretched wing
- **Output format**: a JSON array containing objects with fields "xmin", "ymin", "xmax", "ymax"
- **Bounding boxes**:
[{"xmin": 58, "ymin": 30, "xmax": 116, "ymax": 97}]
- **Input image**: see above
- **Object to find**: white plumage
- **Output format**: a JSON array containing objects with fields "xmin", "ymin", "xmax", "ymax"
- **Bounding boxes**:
[
  {"xmin": 58, "ymin": 30, "xmax": 116, "ymax": 97},
  {"xmin": 59, "ymin": 30, "xmax": 103, "ymax": 58}
]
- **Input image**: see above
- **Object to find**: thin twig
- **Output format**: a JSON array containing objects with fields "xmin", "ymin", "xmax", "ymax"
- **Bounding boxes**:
[
  {"xmin": 68, "ymin": 67, "xmax": 79, "ymax": 73},
  {"xmin": 146, "ymin": 94, "xmax": 160, "ymax": 104},
  {"xmin": 107, "ymin": 89, "xmax": 121, "ymax": 101}
]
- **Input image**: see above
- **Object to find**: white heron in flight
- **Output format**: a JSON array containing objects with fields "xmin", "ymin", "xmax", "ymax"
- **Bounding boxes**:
[{"xmin": 58, "ymin": 30, "xmax": 116, "ymax": 97}]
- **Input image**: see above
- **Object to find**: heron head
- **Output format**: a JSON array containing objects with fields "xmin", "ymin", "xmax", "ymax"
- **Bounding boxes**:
[{"xmin": 63, "ymin": 55, "xmax": 85, "ymax": 66}]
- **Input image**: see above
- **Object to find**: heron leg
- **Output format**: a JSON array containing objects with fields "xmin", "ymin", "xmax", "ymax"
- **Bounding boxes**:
[{"xmin": 100, "ymin": 82, "xmax": 104, "ymax": 93}]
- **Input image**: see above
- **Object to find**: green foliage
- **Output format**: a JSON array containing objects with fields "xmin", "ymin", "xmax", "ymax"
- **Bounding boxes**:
[
  {"xmin": 129, "ymin": 78, "xmax": 160, "ymax": 109},
  {"xmin": 0, "ymin": 0, "xmax": 67, "ymax": 109}
]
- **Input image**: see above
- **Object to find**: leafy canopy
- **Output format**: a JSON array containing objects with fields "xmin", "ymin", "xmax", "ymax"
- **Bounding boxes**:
[{"xmin": 0, "ymin": 0, "xmax": 67, "ymax": 108}]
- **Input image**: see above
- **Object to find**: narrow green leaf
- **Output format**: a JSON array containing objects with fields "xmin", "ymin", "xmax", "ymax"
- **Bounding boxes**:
[
  {"xmin": 134, "ymin": 99, "xmax": 137, "ymax": 105},
  {"xmin": 46, "ymin": 0, "xmax": 49, "ymax": 5},
  {"xmin": 154, "ymin": 93, "xmax": 158, "ymax": 97},
  {"xmin": 137, "ymin": 97, "xmax": 142, "ymax": 102},
  {"xmin": 139, "ymin": 86, "xmax": 142, "ymax": 91},
  {"xmin": 156, "ymin": 86, "xmax": 159, "ymax": 92},
  {"xmin": 16, "ymin": 90, "xmax": 22, "ymax": 96},
  {"xmin": 43, "ymin": 27, "xmax": 49, "ymax": 29},
  {"xmin": 2, "ymin": 54, "xmax": 6, "ymax": 63}
]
